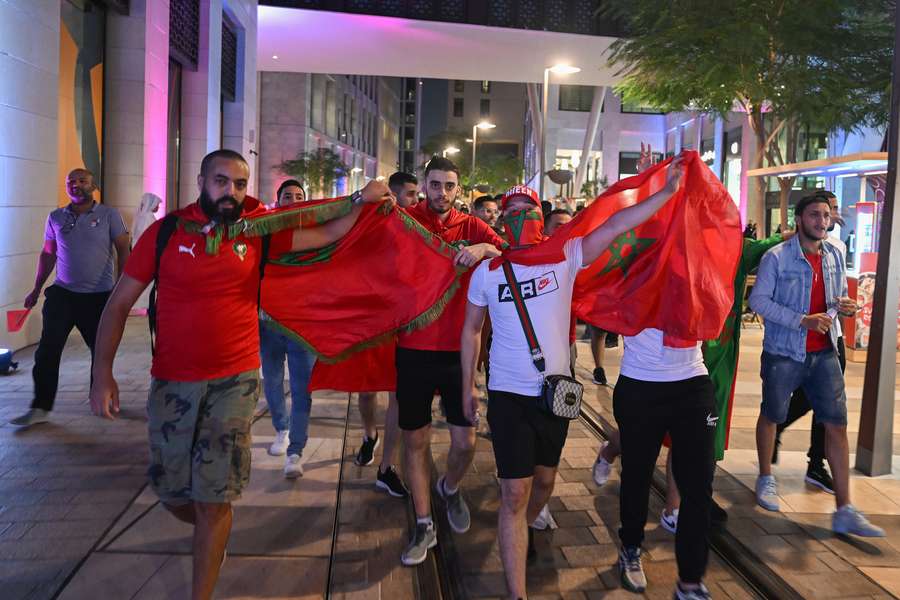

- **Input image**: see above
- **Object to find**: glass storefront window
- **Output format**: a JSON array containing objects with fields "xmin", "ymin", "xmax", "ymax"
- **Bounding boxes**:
[{"xmin": 59, "ymin": 0, "xmax": 105, "ymax": 206}]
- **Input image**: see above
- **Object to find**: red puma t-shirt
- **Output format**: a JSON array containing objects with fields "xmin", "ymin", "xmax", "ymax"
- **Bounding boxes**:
[
  {"xmin": 125, "ymin": 199, "xmax": 291, "ymax": 381},
  {"xmin": 805, "ymin": 252, "xmax": 830, "ymax": 353},
  {"xmin": 397, "ymin": 202, "xmax": 505, "ymax": 352}
]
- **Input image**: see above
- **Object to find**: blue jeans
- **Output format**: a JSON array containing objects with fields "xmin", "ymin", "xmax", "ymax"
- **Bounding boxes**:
[
  {"xmin": 259, "ymin": 325, "xmax": 316, "ymax": 456},
  {"xmin": 760, "ymin": 349, "xmax": 847, "ymax": 426}
]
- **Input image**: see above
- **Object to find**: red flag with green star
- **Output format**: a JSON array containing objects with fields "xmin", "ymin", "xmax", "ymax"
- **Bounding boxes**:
[{"xmin": 497, "ymin": 151, "xmax": 742, "ymax": 342}]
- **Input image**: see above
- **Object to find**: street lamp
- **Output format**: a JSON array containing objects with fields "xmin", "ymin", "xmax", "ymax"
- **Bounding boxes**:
[
  {"xmin": 540, "ymin": 64, "xmax": 581, "ymax": 202},
  {"xmin": 443, "ymin": 146, "xmax": 460, "ymax": 158},
  {"xmin": 471, "ymin": 121, "xmax": 496, "ymax": 184}
]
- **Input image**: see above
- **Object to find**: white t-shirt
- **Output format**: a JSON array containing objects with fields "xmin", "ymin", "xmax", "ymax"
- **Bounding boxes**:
[
  {"xmin": 468, "ymin": 238, "xmax": 584, "ymax": 397},
  {"xmin": 619, "ymin": 328, "xmax": 708, "ymax": 382}
]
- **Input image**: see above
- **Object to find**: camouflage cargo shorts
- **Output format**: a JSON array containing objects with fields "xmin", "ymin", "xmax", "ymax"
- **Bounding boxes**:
[{"xmin": 147, "ymin": 370, "xmax": 259, "ymax": 505}]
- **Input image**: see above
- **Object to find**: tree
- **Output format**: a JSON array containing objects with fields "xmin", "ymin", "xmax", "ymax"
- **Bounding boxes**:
[
  {"xmin": 602, "ymin": 0, "xmax": 892, "ymax": 231},
  {"xmin": 276, "ymin": 148, "xmax": 349, "ymax": 197}
]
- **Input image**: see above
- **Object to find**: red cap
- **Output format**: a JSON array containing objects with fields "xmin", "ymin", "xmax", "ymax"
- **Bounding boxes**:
[{"xmin": 501, "ymin": 185, "xmax": 540, "ymax": 211}]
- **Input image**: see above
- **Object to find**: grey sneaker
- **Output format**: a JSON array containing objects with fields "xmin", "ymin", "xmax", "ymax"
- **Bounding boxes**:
[
  {"xmin": 755, "ymin": 474, "xmax": 779, "ymax": 512},
  {"xmin": 10, "ymin": 409, "xmax": 49, "ymax": 427},
  {"xmin": 436, "ymin": 476, "xmax": 471, "ymax": 533},
  {"xmin": 618, "ymin": 546, "xmax": 647, "ymax": 593},
  {"xmin": 401, "ymin": 521, "xmax": 437, "ymax": 566},
  {"xmin": 833, "ymin": 505, "xmax": 886, "ymax": 537}
]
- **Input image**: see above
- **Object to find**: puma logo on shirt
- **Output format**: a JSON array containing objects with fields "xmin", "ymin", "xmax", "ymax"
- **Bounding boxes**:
[
  {"xmin": 178, "ymin": 243, "xmax": 196, "ymax": 258},
  {"xmin": 498, "ymin": 272, "xmax": 559, "ymax": 302}
]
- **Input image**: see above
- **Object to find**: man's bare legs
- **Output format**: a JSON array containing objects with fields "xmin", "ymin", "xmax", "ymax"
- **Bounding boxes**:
[
  {"xmin": 444, "ymin": 424, "xmax": 476, "ymax": 491},
  {"xmin": 162, "ymin": 501, "xmax": 232, "ymax": 600},
  {"xmin": 358, "ymin": 391, "xmax": 402, "ymax": 471},
  {"xmin": 404, "ymin": 425, "xmax": 433, "ymax": 518},
  {"xmin": 824, "ymin": 423, "xmax": 850, "ymax": 507},
  {"xmin": 756, "ymin": 415, "xmax": 777, "ymax": 477},
  {"xmin": 498, "ymin": 466, "xmax": 557, "ymax": 599},
  {"xmin": 498, "ymin": 477, "xmax": 532, "ymax": 599}
]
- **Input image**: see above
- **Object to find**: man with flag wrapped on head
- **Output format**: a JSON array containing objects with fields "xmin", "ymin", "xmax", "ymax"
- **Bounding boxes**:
[{"xmin": 461, "ymin": 151, "xmax": 742, "ymax": 600}]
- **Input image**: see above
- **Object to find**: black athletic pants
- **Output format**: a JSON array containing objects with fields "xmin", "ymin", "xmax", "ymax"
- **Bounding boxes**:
[
  {"xmin": 614, "ymin": 374, "xmax": 716, "ymax": 584},
  {"xmin": 31, "ymin": 286, "xmax": 110, "ymax": 411},
  {"xmin": 776, "ymin": 336, "xmax": 846, "ymax": 464}
]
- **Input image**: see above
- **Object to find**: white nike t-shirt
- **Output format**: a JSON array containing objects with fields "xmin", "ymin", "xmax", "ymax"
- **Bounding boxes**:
[
  {"xmin": 468, "ymin": 238, "xmax": 584, "ymax": 397},
  {"xmin": 619, "ymin": 328, "xmax": 708, "ymax": 382}
]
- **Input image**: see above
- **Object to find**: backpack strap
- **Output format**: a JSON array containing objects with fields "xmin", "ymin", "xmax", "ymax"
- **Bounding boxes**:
[
  {"xmin": 148, "ymin": 214, "xmax": 179, "ymax": 356},
  {"xmin": 500, "ymin": 260, "xmax": 545, "ymax": 373}
]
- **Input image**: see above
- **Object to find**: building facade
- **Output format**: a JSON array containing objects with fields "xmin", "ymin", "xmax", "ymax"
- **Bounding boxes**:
[
  {"xmin": 256, "ymin": 72, "xmax": 402, "ymax": 203},
  {"xmin": 1, "ymin": 0, "xmax": 260, "ymax": 351}
]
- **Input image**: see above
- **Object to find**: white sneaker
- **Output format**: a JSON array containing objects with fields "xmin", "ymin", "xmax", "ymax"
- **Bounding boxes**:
[
  {"xmin": 660, "ymin": 508, "xmax": 679, "ymax": 534},
  {"xmin": 755, "ymin": 474, "xmax": 779, "ymax": 512},
  {"xmin": 269, "ymin": 430, "xmax": 290, "ymax": 456},
  {"xmin": 531, "ymin": 504, "xmax": 558, "ymax": 530},
  {"xmin": 833, "ymin": 504, "xmax": 886, "ymax": 537},
  {"xmin": 10, "ymin": 409, "xmax": 49, "ymax": 427},
  {"xmin": 593, "ymin": 442, "xmax": 612, "ymax": 486},
  {"xmin": 284, "ymin": 454, "xmax": 304, "ymax": 479}
]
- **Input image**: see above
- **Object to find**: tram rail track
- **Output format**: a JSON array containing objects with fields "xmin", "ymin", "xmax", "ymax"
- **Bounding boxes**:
[{"xmin": 579, "ymin": 401, "xmax": 805, "ymax": 600}]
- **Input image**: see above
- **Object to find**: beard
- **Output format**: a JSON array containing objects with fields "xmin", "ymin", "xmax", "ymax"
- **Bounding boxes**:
[
  {"xmin": 800, "ymin": 221, "xmax": 826, "ymax": 241},
  {"xmin": 427, "ymin": 194, "xmax": 452, "ymax": 214},
  {"xmin": 199, "ymin": 188, "xmax": 243, "ymax": 224}
]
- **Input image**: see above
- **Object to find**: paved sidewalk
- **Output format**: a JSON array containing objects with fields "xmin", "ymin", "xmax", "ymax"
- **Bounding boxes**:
[
  {"xmin": 2, "ymin": 318, "xmax": 899, "ymax": 599},
  {"xmin": 586, "ymin": 328, "xmax": 900, "ymax": 599}
]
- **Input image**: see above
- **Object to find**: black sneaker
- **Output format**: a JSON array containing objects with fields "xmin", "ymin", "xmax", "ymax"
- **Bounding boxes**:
[
  {"xmin": 710, "ymin": 499, "xmax": 728, "ymax": 524},
  {"xmin": 376, "ymin": 465, "xmax": 409, "ymax": 498},
  {"xmin": 592, "ymin": 367, "xmax": 607, "ymax": 385},
  {"xmin": 355, "ymin": 434, "xmax": 379, "ymax": 466},
  {"xmin": 527, "ymin": 526, "xmax": 537, "ymax": 563},
  {"xmin": 805, "ymin": 462, "xmax": 835, "ymax": 495}
]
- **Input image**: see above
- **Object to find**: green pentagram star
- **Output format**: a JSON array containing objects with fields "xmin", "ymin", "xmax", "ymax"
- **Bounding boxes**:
[{"xmin": 598, "ymin": 229, "xmax": 656, "ymax": 276}]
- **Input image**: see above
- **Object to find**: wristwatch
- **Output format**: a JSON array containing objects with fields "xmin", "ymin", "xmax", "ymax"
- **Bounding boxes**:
[{"xmin": 350, "ymin": 190, "xmax": 364, "ymax": 205}]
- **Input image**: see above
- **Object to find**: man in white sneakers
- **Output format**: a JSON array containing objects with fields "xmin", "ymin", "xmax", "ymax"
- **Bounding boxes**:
[{"xmin": 750, "ymin": 193, "xmax": 883, "ymax": 538}]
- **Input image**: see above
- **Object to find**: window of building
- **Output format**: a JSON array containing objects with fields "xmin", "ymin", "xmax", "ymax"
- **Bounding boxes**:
[
  {"xmin": 480, "ymin": 99, "xmax": 490, "ymax": 117},
  {"xmin": 220, "ymin": 15, "xmax": 237, "ymax": 102},
  {"xmin": 481, "ymin": 80, "xmax": 491, "ymax": 94},
  {"xmin": 169, "ymin": 0, "xmax": 200, "ymax": 69},
  {"xmin": 558, "ymin": 85, "xmax": 594, "ymax": 112},
  {"xmin": 620, "ymin": 101, "xmax": 664, "ymax": 114},
  {"xmin": 454, "ymin": 80, "xmax": 465, "ymax": 92},
  {"xmin": 453, "ymin": 97, "xmax": 464, "ymax": 117}
]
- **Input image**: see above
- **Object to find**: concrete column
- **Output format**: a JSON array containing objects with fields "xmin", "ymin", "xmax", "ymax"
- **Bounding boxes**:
[
  {"xmin": 712, "ymin": 116, "xmax": 724, "ymax": 182},
  {"xmin": 178, "ymin": 0, "xmax": 223, "ymax": 206},
  {"xmin": 0, "ymin": 0, "xmax": 61, "ymax": 349},
  {"xmin": 573, "ymin": 86, "xmax": 606, "ymax": 197},
  {"xmin": 104, "ymin": 0, "xmax": 169, "ymax": 229}
]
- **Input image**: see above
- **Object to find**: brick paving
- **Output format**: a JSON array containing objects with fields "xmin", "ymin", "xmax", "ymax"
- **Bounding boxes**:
[{"xmin": 1, "ymin": 319, "xmax": 899, "ymax": 599}]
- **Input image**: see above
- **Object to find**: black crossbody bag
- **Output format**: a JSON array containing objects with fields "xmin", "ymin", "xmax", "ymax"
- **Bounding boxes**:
[{"xmin": 500, "ymin": 261, "xmax": 583, "ymax": 420}]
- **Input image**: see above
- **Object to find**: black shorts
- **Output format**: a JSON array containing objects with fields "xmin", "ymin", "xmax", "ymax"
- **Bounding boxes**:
[
  {"xmin": 396, "ymin": 347, "xmax": 469, "ymax": 431},
  {"xmin": 487, "ymin": 390, "xmax": 570, "ymax": 479}
]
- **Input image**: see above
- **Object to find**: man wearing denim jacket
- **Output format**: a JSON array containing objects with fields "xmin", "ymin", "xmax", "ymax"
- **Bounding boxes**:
[{"xmin": 749, "ymin": 193, "xmax": 884, "ymax": 537}]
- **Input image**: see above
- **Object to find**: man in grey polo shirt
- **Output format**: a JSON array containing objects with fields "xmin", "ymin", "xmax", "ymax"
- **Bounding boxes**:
[{"xmin": 11, "ymin": 168, "xmax": 131, "ymax": 427}]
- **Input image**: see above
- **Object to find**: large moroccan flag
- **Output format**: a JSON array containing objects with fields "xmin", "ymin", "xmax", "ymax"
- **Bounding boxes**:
[
  {"xmin": 704, "ymin": 234, "xmax": 783, "ymax": 460},
  {"xmin": 496, "ymin": 151, "xmax": 743, "ymax": 343},
  {"xmin": 255, "ymin": 201, "xmax": 464, "ymax": 361}
]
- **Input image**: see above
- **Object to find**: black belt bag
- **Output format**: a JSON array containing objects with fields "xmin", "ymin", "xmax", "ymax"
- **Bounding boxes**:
[{"xmin": 501, "ymin": 262, "xmax": 583, "ymax": 420}]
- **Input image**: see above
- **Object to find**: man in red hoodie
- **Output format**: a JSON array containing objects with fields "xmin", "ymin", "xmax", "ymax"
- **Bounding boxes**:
[
  {"xmin": 88, "ymin": 150, "xmax": 392, "ymax": 600},
  {"xmin": 399, "ymin": 156, "xmax": 505, "ymax": 566}
]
